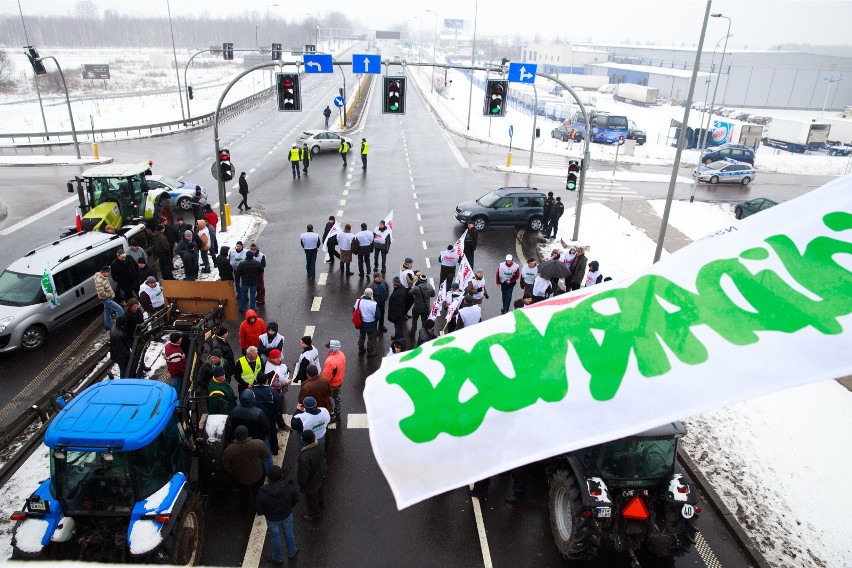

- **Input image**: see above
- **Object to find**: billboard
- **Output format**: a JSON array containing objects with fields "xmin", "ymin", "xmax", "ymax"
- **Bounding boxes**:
[
  {"xmin": 444, "ymin": 19, "xmax": 465, "ymax": 30},
  {"xmin": 375, "ymin": 30, "xmax": 401, "ymax": 40},
  {"xmin": 82, "ymin": 64, "xmax": 110, "ymax": 79}
]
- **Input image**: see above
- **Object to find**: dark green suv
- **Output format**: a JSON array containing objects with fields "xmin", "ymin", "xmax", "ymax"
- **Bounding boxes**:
[{"xmin": 455, "ymin": 187, "xmax": 546, "ymax": 231}]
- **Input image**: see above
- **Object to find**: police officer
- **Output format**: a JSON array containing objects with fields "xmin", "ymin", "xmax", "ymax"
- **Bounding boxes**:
[
  {"xmin": 360, "ymin": 138, "xmax": 368, "ymax": 170},
  {"xmin": 289, "ymin": 144, "xmax": 301, "ymax": 179},
  {"xmin": 339, "ymin": 139, "xmax": 350, "ymax": 167},
  {"xmin": 301, "ymin": 143, "xmax": 311, "ymax": 175}
]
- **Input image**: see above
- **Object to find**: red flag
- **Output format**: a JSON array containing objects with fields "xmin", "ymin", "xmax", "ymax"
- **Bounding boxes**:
[{"xmin": 74, "ymin": 206, "xmax": 83, "ymax": 233}]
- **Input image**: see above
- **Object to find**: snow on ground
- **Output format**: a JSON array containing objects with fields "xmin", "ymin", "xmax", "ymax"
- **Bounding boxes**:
[{"xmin": 536, "ymin": 198, "xmax": 852, "ymax": 568}]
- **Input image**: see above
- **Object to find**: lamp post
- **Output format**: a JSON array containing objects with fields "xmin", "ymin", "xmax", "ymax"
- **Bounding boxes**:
[
  {"xmin": 166, "ymin": 0, "xmax": 186, "ymax": 122},
  {"xmin": 426, "ymin": 9, "xmax": 438, "ymax": 93},
  {"xmin": 465, "ymin": 0, "xmax": 479, "ymax": 131},
  {"xmin": 696, "ymin": 33, "xmax": 731, "ymax": 153},
  {"xmin": 698, "ymin": 14, "xmax": 731, "ymax": 154},
  {"xmin": 28, "ymin": 52, "xmax": 81, "ymax": 159},
  {"xmin": 255, "ymin": 25, "xmax": 260, "ymax": 52},
  {"xmin": 266, "ymin": 4, "xmax": 278, "ymax": 48},
  {"xmin": 821, "ymin": 76, "xmax": 843, "ymax": 117}
]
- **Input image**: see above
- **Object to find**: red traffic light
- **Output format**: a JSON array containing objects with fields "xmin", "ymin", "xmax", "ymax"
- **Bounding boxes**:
[{"xmin": 219, "ymin": 149, "xmax": 231, "ymax": 161}]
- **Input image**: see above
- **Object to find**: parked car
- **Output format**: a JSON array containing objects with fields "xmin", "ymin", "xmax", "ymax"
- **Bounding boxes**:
[
  {"xmin": 734, "ymin": 197, "xmax": 779, "ymax": 220},
  {"xmin": 296, "ymin": 129, "xmax": 353, "ymax": 156},
  {"xmin": 551, "ymin": 125, "xmax": 583, "ymax": 142},
  {"xmin": 455, "ymin": 187, "xmax": 545, "ymax": 231},
  {"xmin": 735, "ymin": 112, "xmax": 752, "ymax": 122},
  {"xmin": 693, "ymin": 160, "xmax": 755, "ymax": 185},
  {"xmin": 701, "ymin": 144, "xmax": 756, "ymax": 165},
  {"xmin": 627, "ymin": 127, "xmax": 646, "ymax": 145},
  {"xmin": 145, "ymin": 175, "xmax": 205, "ymax": 212}
]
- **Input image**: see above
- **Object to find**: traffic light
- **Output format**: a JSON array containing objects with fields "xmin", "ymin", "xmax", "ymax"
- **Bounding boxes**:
[
  {"xmin": 219, "ymin": 149, "xmax": 234, "ymax": 182},
  {"xmin": 271, "ymin": 43, "xmax": 282, "ymax": 60},
  {"xmin": 276, "ymin": 73, "xmax": 301, "ymax": 111},
  {"xmin": 484, "ymin": 79, "xmax": 508, "ymax": 117},
  {"xmin": 223, "ymin": 42, "xmax": 234, "ymax": 60},
  {"xmin": 187, "ymin": 86, "xmax": 194, "ymax": 100},
  {"xmin": 382, "ymin": 76, "xmax": 406, "ymax": 115},
  {"xmin": 566, "ymin": 159, "xmax": 581, "ymax": 191},
  {"xmin": 24, "ymin": 46, "xmax": 47, "ymax": 76}
]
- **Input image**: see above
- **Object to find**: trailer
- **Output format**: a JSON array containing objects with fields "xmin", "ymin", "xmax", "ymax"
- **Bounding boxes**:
[
  {"xmin": 613, "ymin": 84, "xmax": 659, "ymax": 107},
  {"xmin": 669, "ymin": 116, "xmax": 764, "ymax": 150},
  {"xmin": 762, "ymin": 118, "xmax": 830, "ymax": 153},
  {"xmin": 824, "ymin": 117, "xmax": 852, "ymax": 145}
]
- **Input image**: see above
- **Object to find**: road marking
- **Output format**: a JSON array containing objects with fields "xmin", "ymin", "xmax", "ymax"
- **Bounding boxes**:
[
  {"xmin": 425, "ymin": 258, "xmax": 431, "ymax": 269},
  {"xmin": 444, "ymin": 131, "xmax": 470, "ymax": 170},
  {"xmin": 422, "ymin": 240, "xmax": 427, "ymax": 250},
  {"xmin": 267, "ymin": 151, "xmax": 274, "ymax": 155},
  {"xmin": 412, "ymin": 193, "xmax": 417, "ymax": 199},
  {"xmin": 249, "ymin": 168, "xmax": 256, "ymax": 172},
  {"xmin": 311, "ymin": 296, "xmax": 322, "ymax": 311},
  {"xmin": 415, "ymin": 203, "xmax": 419, "ymax": 209},
  {"xmin": 694, "ymin": 532, "xmax": 722, "ymax": 568},
  {"xmin": 429, "ymin": 276, "xmax": 435, "ymax": 288},
  {"xmin": 185, "ymin": 169, "xmax": 193, "ymax": 175},
  {"xmin": 304, "ymin": 325, "xmax": 315, "ymax": 337},
  {"xmin": 348, "ymin": 413, "xmax": 369, "ymax": 428},
  {"xmin": 337, "ymin": 209, "xmax": 344, "ymax": 217},
  {"xmin": 419, "ymin": 226, "xmax": 424, "ymax": 235},
  {"xmin": 318, "ymin": 273, "xmax": 328, "ymax": 285},
  {"xmin": 410, "ymin": 176, "xmax": 414, "ymax": 182},
  {"xmin": 469, "ymin": 488, "xmax": 494, "ymax": 568},
  {"xmin": 339, "ymin": 199, "xmax": 346, "ymax": 206},
  {"xmin": 417, "ymin": 214, "xmax": 422, "ymax": 221},
  {"xmin": 345, "ymin": 181, "xmax": 351, "ymax": 187},
  {"xmin": 242, "ymin": 426, "xmax": 289, "ymax": 568},
  {"xmin": 0, "ymin": 195, "xmax": 78, "ymax": 236},
  {"xmin": 342, "ymin": 189, "xmax": 349, "ymax": 196},
  {"xmin": 196, "ymin": 161, "xmax": 204, "ymax": 168},
  {"xmin": 411, "ymin": 184, "xmax": 415, "ymax": 190}
]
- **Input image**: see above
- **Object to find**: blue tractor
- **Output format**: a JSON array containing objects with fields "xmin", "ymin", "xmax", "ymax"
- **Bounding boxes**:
[{"xmin": 10, "ymin": 379, "xmax": 206, "ymax": 564}]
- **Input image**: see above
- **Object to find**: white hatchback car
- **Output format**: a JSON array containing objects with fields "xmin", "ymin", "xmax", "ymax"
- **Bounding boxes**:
[{"xmin": 295, "ymin": 130, "xmax": 353, "ymax": 156}]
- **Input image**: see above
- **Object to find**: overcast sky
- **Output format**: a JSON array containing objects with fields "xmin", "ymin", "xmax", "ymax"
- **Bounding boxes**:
[{"xmin": 2, "ymin": 0, "xmax": 850, "ymax": 50}]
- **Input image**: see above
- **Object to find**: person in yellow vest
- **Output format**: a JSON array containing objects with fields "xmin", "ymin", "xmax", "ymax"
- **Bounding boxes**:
[
  {"xmin": 301, "ymin": 143, "xmax": 311, "ymax": 175},
  {"xmin": 237, "ymin": 345, "xmax": 264, "ymax": 393},
  {"xmin": 289, "ymin": 144, "xmax": 301, "ymax": 179},
  {"xmin": 360, "ymin": 138, "xmax": 368, "ymax": 171},
  {"xmin": 339, "ymin": 138, "xmax": 349, "ymax": 167}
]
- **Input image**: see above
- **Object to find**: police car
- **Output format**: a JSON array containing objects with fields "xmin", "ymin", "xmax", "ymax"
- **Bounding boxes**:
[
  {"xmin": 692, "ymin": 159, "xmax": 755, "ymax": 185},
  {"xmin": 145, "ymin": 174, "xmax": 206, "ymax": 211}
]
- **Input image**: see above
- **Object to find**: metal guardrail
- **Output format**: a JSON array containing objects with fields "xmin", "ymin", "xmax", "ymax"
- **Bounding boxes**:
[{"xmin": 0, "ymin": 87, "xmax": 274, "ymax": 146}]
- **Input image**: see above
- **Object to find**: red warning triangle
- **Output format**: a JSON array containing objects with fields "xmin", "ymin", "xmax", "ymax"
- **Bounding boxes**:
[{"xmin": 622, "ymin": 496, "xmax": 649, "ymax": 520}]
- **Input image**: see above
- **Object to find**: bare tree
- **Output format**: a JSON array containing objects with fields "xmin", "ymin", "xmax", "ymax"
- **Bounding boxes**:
[{"xmin": 0, "ymin": 49, "xmax": 16, "ymax": 93}]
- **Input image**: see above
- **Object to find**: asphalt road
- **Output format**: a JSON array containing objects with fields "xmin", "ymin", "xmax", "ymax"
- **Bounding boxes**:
[{"xmin": 0, "ymin": 56, "xmax": 810, "ymax": 565}]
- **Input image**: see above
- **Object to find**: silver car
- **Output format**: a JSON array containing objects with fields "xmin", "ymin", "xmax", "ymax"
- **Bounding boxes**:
[{"xmin": 296, "ymin": 130, "xmax": 353, "ymax": 156}]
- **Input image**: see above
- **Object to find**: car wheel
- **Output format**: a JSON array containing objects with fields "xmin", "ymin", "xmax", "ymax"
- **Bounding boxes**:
[
  {"xmin": 529, "ymin": 216, "xmax": 543, "ymax": 232},
  {"xmin": 734, "ymin": 206, "xmax": 744, "ymax": 220},
  {"xmin": 311, "ymin": 145, "xmax": 321, "ymax": 156},
  {"xmin": 741, "ymin": 176, "xmax": 751, "ymax": 186},
  {"xmin": 177, "ymin": 196, "xmax": 192, "ymax": 211},
  {"xmin": 709, "ymin": 176, "xmax": 719, "ymax": 184},
  {"xmin": 472, "ymin": 216, "xmax": 487, "ymax": 231},
  {"xmin": 21, "ymin": 325, "xmax": 47, "ymax": 351}
]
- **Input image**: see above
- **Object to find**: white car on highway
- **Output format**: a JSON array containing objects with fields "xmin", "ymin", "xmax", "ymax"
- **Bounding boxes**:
[{"xmin": 296, "ymin": 130, "xmax": 353, "ymax": 156}]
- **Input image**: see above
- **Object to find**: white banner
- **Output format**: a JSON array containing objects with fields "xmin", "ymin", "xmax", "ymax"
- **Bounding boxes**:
[
  {"xmin": 41, "ymin": 264, "xmax": 60, "ymax": 309},
  {"xmin": 429, "ymin": 280, "xmax": 446, "ymax": 320},
  {"xmin": 321, "ymin": 222, "xmax": 341, "ymax": 252},
  {"xmin": 384, "ymin": 210, "xmax": 394, "ymax": 234},
  {"xmin": 454, "ymin": 230, "xmax": 467, "ymax": 261},
  {"xmin": 365, "ymin": 176, "xmax": 852, "ymax": 509}
]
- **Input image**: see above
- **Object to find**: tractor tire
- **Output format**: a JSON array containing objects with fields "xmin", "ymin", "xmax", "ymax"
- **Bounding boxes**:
[
  {"xmin": 649, "ymin": 504, "xmax": 699, "ymax": 558},
  {"xmin": 549, "ymin": 470, "xmax": 601, "ymax": 561},
  {"xmin": 168, "ymin": 496, "xmax": 204, "ymax": 566}
]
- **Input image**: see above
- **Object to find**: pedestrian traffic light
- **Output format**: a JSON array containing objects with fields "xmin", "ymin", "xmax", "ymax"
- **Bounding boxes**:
[
  {"xmin": 223, "ymin": 42, "xmax": 234, "ymax": 60},
  {"xmin": 24, "ymin": 46, "xmax": 47, "ymax": 76},
  {"xmin": 271, "ymin": 43, "xmax": 282, "ymax": 60},
  {"xmin": 484, "ymin": 79, "xmax": 508, "ymax": 117},
  {"xmin": 187, "ymin": 86, "xmax": 194, "ymax": 100},
  {"xmin": 566, "ymin": 159, "xmax": 581, "ymax": 191},
  {"xmin": 382, "ymin": 76, "xmax": 406, "ymax": 115},
  {"xmin": 276, "ymin": 73, "xmax": 301, "ymax": 112},
  {"xmin": 219, "ymin": 148, "xmax": 234, "ymax": 182}
]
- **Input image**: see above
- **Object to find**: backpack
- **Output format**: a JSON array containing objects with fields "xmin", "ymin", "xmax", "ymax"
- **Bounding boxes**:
[
  {"xmin": 351, "ymin": 238, "xmax": 360, "ymax": 254},
  {"xmin": 352, "ymin": 299, "xmax": 363, "ymax": 329}
]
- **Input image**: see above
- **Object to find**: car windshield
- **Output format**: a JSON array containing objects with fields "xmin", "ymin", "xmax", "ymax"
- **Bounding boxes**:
[
  {"xmin": 704, "ymin": 161, "xmax": 728, "ymax": 170},
  {"xmin": 595, "ymin": 438, "xmax": 677, "ymax": 480},
  {"xmin": 477, "ymin": 191, "xmax": 502, "ymax": 208},
  {"xmin": 298, "ymin": 131, "xmax": 315, "ymax": 139},
  {"xmin": 158, "ymin": 175, "xmax": 183, "ymax": 188},
  {"xmin": 52, "ymin": 450, "xmax": 136, "ymax": 513},
  {"xmin": 0, "ymin": 270, "xmax": 44, "ymax": 306}
]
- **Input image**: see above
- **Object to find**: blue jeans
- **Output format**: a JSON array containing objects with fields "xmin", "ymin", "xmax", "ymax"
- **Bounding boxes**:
[
  {"xmin": 500, "ymin": 283, "xmax": 515, "ymax": 313},
  {"xmin": 305, "ymin": 248, "xmax": 318, "ymax": 278},
  {"xmin": 102, "ymin": 299, "xmax": 124, "ymax": 330},
  {"xmin": 266, "ymin": 514, "xmax": 297, "ymax": 561},
  {"xmin": 171, "ymin": 375, "xmax": 183, "ymax": 397},
  {"xmin": 239, "ymin": 283, "xmax": 257, "ymax": 313}
]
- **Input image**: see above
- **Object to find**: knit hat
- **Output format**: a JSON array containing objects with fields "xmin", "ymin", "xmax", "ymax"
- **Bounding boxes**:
[
  {"xmin": 304, "ymin": 396, "xmax": 317, "ymax": 409},
  {"xmin": 234, "ymin": 425, "xmax": 249, "ymax": 441},
  {"xmin": 326, "ymin": 339, "xmax": 341, "ymax": 351},
  {"xmin": 301, "ymin": 335, "xmax": 312, "ymax": 346},
  {"xmin": 267, "ymin": 322, "xmax": 279, "ymax": 333},
  {"xmin": 589, "ymin": 260, "xmax": 599, "ymax": 270},
  {"xmin": 267, "ymin": 465, "xmax": 284, "ymax": 482},
  {"xmin": 210, "ymin": 348, "xmax": 223, "ymax": 359},
  {"xmin": 269, "ymin": 349, "xmax": 282, "ymax": 359},
  {"xmin": 425, "ymin": 319, "xmax": 436, "ymax": 330},
  {"xmin": 418, "ymin": 273, "xmax": 428, "ymax": 282},
  {"xmin": 138, "ymin": 258, "xmax": 147, "ymax": 265},
  {"xmin": 364, "ymin": 288, "xmax": 373, "ymax": 298},
  {"xmin": 145, "ymin": 276, "xmax": 157, "ymax": 284},
  {"xmin": 393, "ymin": 276, "xmax": 402, "ymax": 285},
  {"xmin": 212, "ymin": 366, "xmax": 225, "ymax": 378},
  {"xmin": 184, "ymin": 230, "xmax": 193, "ymax": 238},
  {"xmin": 245, "ymin": 250, "xmax": 254, "ymax": 259}
]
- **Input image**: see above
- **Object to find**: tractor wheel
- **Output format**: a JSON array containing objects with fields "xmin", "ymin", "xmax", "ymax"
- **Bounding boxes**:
[
  {"xmin": 649, "ymin": 504, "xmax": 699, "ymax": 558},
  {"xmin": 169, "ymin": 496, "xmax": 204, "ymax": 566},
  {"xmin": 549, "ymin": 470, "xmax": 601, "ymax": 561}
]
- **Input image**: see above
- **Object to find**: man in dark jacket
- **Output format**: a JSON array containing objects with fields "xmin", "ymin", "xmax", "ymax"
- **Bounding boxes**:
[
  {"xmin": 152, "ymin": 224, "xmax": 174, "ymax": 280},
  {"xmin": 387, "ymin": 276, "xmax": 408, "ymax": 341},
  {"xmin": 463, "ymin": 221, "xmax": 478, "ymax": 268},
  {"xmin": 548, "ymin": 196, "xmax": 565, "ymax": 238},
  {"xmin": 252, "ymin": 371, "xmax": 285, "ymax": 454},
  {"xmin": 368, "ymin": 272, "xmax": 390, "ymax": 333},
  {"xmin": 416, "ymin": 318, "xmax": 438, "ymax": 347},
  {"xmin": 110, "ymin": 249, "xmax": 140, "ymax": 302},
  {"xmin": 109, "ymin": 315, "xmax": 133, "ymax": 377},
  {"xmin": 237, "ymin": 172, "xmax": 250, "ymax": 211},
  {"xmin": 196, "ymin": 349, "xmax": 228, "ymax": 392},
  {"xmin": 215, "ymin": 246, "xmax": 234, "ymax": 281},
  {"xmin": 255, "ymin": 465, "xmax": 300, "ymax": 562},
  {"xmin": 321, "ymin": 215, "xmax": 339, "ymax": 267},
  {"xmin": 408, "ymin": 274, "xmax": 436, "ymax": 337},
  {"xmin": 235, "ymin": 250, "xmax": 263, "ymax": 313},
  {"xmin": 207, "ymin": 327, "xmax": 238, "ymax": 381},
  {"xmin": 223, "ymin": 425, "xmax": 269, "ymax": 515},
  {"xmin": 225, "ymin": 389, "xmax": 271, "ymax": 444},
  {"xmin": 297, "ymin": 429, "xmax": 325, "ymax": 521},
  {"xmin": 542, "ymin": 191, "xmax": 555, "ymax": 236},
  {"xmin": 297, "ymin": 365, "xmax": 332, "ymax": 414}
]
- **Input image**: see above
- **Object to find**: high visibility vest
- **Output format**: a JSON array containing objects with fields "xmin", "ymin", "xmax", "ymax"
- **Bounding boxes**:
[
  {"xmin": 289, "ymin": 148, "xmax": 301, "ymax": 162},
  {"xmin": 340, "ymin": 141, "xmax": 350, "ymax": 153},
  {"xmin": 301, "ymin": 147, "xmax": 311, "ymax": 161},
  {"xmin": 361, "ymin": 142, "xmax": 368, "ymax": 155},
  {"xmin": 238, "ymin": 356, "xmax": 263, "ymax": 386}
]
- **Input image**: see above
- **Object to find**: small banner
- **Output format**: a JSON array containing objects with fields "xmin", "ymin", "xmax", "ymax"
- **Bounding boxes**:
[
  {"xmin": 365, "ymin": 176, "xmax": 852, "ymax": 509},
  {"xmin": 41, "ymin": 264, "xmax": 60, "ymax": 309}
]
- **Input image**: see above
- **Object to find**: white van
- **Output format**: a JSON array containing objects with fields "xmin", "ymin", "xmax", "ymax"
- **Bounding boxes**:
[
  {"xmin": 0, "ymin": 225, "xmax": 147, "ymax": 352},
  {"xmin": 598, "ymin": 84, "xmax": 617, "ymax": 94}
]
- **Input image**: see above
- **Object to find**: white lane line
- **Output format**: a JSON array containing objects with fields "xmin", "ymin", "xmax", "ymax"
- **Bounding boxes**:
[
  {"xmin": 339, "ymin": 199, "xmax": 346, "ymax": 206},
  {"xmin": 267, "ymin": 151, "xmax": 274, "ymax": 155},
  {"xmin": 411, "ymin": 184, "xmax": 415, "ymax": 190},
  {"xmin": 469, "ymin": 488, "xmax": 494, "ymax": 568},
  {"xmin": 345, "ymin": 181, "xmax": 351, "ymax": 187},
  {"xmin": 425, "ymin": 258, "xmax": 431, "ymax": 269},
  {"xmin": 428, "ymin": 276, "xmax": 435, "ymax": 288},
  {"xmin": 0, "ymin": 195, "xmax": 78, "ymax": 236},
  {"xmin": 311, "ymin": 297, "xmax": 322, "ymax": 311},
  {"xmin": 337, "ymin": 209, "xmax": 344, "ymax": 217},
  {"xmin": 419, "ymin": 226, "xmax": 424, "ymax": 235},
  {"xmin": 412, "ymin": 193, "xmax": 417, "ymax": 199},
  {"xmin": 417, "ymin": 214, "xmax": 422, "ymax": 221},
  {"xmin": 422, "ymin": 240, "xmax": 427, "ymax": 250},
  {"xmin": 318, "ymin": 273, "xmax": 328, "ymax": 286},
  {"xmin": 342, "ymin": 190, "xmax": 349, "ymax": 196},
  {"xmin": 249, "ymin": 168, "xmax": 256, "ymax": 173},
  {"xmin": 185, "ymin": 169, "xmax": 193, "ymax": 175},
  {"xmin": 415, "ymin": 203, "xmax": 419, "ymax": 209},
  {"xmin": 304, "ymin": 325, "xmax": 315, "ymax": 337},
  {"xmin": 409, "ymin": 176, "xmax": 414, "ymax": 182},
  {"xmin": 444, "ymin": 131, "xmax": 470, "ymax": 170},
  {"xmin": 196, "ymin": 161, "xmax": 204, "ymax": 168},
  {"xmin": 348, "ymin": 413, "xmax": 369, "ymax": 428}
]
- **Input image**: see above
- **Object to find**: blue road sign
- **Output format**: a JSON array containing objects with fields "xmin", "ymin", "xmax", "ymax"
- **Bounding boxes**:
[
  {"xmin": 508, "ymin": 62, "xmax": 537, "ymax": 83},
  {"xmin": 334, "ymin": 96, "xmax": 345, "ymax": 107},
  {"xmin": 352, "ymin": 54, "xmax": 381, "ymax": 74},
  {"xmin": 303, "ymin": 54, "xmax": 333, "ymax": 73},
  {"xmin": 509, "ymin": 125, "xmax": 514, "ymax": 138}
]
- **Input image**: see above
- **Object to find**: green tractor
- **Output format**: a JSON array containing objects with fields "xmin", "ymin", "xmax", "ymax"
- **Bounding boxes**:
[{"xmin": 66, "ymin": 162, "xmax": 172, "ymax": 233}]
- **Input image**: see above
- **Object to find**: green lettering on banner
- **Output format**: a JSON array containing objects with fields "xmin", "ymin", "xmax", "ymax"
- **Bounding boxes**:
[{"xmin": 386, "ymin": 213, "xmax": 852, "ymax": 443}]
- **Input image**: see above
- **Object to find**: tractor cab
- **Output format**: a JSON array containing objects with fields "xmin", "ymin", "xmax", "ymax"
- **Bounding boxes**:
[{"xmin": 67, "ymin": 162, "xmax": 170, "ymax": 233}]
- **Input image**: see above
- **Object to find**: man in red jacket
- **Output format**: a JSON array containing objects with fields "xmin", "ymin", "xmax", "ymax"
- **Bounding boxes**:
[
  {"xmin": 239, "ymin": 309, "xmax": 266, "ymax": 355},
  {"xmin": 164, "ymin": 332, "xmax": 186, "ymax": 395},
  {"xmin": 321, "ymin": 339, "xmax": 347, "ymax": 422}
]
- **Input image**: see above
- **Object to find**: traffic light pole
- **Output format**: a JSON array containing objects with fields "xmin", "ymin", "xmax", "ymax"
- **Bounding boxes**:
[
  {"xmin": 335, "ymin": 64, "xmax": 347, "ymax": 127},
  {"xmin": 213, "ymin": 60, "xmax": 289, "ymax": 232}
]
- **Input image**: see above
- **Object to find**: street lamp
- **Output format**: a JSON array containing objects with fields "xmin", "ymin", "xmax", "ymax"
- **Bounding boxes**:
[
  {"xmin": 25, "ymin": 48, "xmax": 81, "ymax": 159},
  {"xmin": 266, "ymin": 4, "xmax": 278, "ymax": 49},
  {"xmin": 425, "ymin": 9, "xmax": 438, "ymax": 94},
  {"xmin": 466, "ymin": 0, "xmax": 479, "ymax": 131},
  {"xmin": 821, "ymin": 76, "xmax": 843, "ymax": 117},
  {"xmin": 697, "ymin": 33, "xmax": 732, "ymax": 151},
  {"xmin": 697, "ymin": 13, "xmax": 731, "ymax": 153},
  {"xmin": 255, "ymin": 24, "xmax": 260, "ymax": 52}
]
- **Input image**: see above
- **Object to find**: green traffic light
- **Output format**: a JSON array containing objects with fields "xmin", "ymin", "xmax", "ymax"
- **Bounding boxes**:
[{"xmin": 491, "ymin": 106, "xmax": 501, "ymax": 114}]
